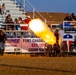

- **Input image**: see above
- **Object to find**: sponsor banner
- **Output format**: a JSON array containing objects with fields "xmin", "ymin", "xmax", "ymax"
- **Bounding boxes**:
[
  {"xmin": 5, "ymin": 38, "xmax": 45, "ymax": 53},
  {"xmin": 63, "ymin": 33, "xmax": 76, "ymax": 52},
  {"xmin": 21, "ymin": 38, "xmax": 45, "ymax": 53},
  {"xmin": 5, "ymin": 38, "xmax": 21, "ymax": 52}
]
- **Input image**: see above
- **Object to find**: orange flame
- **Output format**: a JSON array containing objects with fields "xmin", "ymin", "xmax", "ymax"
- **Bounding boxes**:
[
  {"xmin": 59, "ymin": 35, "xmax": 62, "ymax": 46},
  {"xmin": 29, "ymin": 19, "xmax": 56, "ymax": 45}
]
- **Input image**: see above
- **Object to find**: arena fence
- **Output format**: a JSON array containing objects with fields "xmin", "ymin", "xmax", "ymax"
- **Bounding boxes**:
[{"xmin": 0, "ymin": 21, "xmax": 76, "ymax": 54}]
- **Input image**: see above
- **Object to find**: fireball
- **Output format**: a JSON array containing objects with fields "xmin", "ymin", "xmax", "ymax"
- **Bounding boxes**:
[{"xmin": 29, "ymin": 19, "xmax": 56, "ymax": 45}]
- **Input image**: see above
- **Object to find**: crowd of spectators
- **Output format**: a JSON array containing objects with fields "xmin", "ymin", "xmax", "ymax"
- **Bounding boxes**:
[
  {"xmin": 0, "ymin": 3, "xmax": 32, "ymax": 38},
  {"xmin": 64, "ymin": 13, "xmax": 76, "ymax": 21},
  {"xmin": 1, "ymin": 3, "xmax": 76, "ymax": 39},
  {"xmin": 5, "ymin": 14, "xmax": 31, "ymax": 30},
  {"xmin": 63, "ymin": 13, "xmax": 76, "ymax": 33},
  {"xmin": 4, "ymin": 14, "xmax": 32, "ymax": 38}
]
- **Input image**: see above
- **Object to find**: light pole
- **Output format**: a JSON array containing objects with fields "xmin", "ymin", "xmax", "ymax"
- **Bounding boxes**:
[{"xmin": 24, "ymin": 0, "xmax": 26, "ymax": 12}]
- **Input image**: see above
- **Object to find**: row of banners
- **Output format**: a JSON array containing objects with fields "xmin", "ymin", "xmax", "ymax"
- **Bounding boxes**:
[
  {"xmin": 4, "ymin": 34, "xmax": 76, "ymax": 53},
  {"xmin": 5, "ymin": 38, "xmax": 45, "ymax": 53}
]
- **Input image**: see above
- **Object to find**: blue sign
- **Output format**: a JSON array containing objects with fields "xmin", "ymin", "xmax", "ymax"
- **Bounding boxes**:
[
  {"xmin": 64, "ymin": 22, "xmax": 70, "ymax": 28},
  {"xmin": 63, "ymin": 34, "xmax": 73, "ymax": 39}
]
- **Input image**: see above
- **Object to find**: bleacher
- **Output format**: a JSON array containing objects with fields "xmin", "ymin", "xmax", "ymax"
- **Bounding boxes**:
[
  {"xmin": 0, "ymin": 0, "xmax": 26, "ymax": 22},
  {"xmin": 0, "ymin": 0, "xmax": 34, "ymax": 38}
]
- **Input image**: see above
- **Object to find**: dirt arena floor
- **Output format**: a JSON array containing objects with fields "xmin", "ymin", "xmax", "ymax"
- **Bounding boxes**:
[{"xmin": 0, "ymin": 54, "xmax": 76, "ymax": 75}]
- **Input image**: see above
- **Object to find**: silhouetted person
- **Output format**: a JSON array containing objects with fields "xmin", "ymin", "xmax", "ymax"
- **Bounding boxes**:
[
  {"xmin": 71, "ymin": 13, "xmax": 76, "ymax": 20},
  {"xmin": 0, "ymin": 5, "xmax": 2, "ymax": 15},
  {"xmin": 64, "ymin": 13, "xmax": 72, "ymax": 21},
  {"xmin": 0, "ymin": 30, "xmax": 7, "ymax": 56}
]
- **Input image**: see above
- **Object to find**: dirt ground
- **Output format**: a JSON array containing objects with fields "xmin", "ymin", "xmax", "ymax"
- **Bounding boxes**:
[{"xmin": 0, "ymin": 54, "xmax": 76, "ymax": 75}]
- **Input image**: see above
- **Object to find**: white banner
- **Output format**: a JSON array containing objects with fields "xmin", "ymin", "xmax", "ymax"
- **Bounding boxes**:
[
  {"xmin": 21, "ymin": 38, "xmax": 45, "ymax": 53},
  {"xmin": 5, "ymin": 38, "xmax": 45, "ymax": 53},
  {"xmin": 5, "ymin": 38, "xmax": 21, "ymax": 53}
]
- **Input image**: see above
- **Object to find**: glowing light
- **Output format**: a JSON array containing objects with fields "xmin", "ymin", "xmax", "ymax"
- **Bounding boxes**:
[
  {"xmin": 29, "ymin": 19, "xmax": 56, "ymax": 45},
  {"xmin": 59, "ymin": 35, "xmax": 62, "ymax": 46}
]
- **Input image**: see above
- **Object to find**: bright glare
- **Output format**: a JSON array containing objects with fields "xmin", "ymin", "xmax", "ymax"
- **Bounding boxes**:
[
  {"xmin": 29, "ymin": 19, "xmax": 45, "ymax": 32},
  {"xmin": 29, "ymin": 19, "xmax": 56, "ymax": 45}
]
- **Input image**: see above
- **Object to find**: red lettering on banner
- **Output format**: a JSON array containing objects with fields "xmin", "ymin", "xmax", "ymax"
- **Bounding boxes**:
[
  {"xmin": 39, "ymin": 43, "xmax": 45, "ymax": 47},
  {"xmin": 32, "ymin": 43, "xmax": 38, "ymax": 47},
  {"xmin": 31, "ymin": 43, "xmax": 45, "ymax": 47}
]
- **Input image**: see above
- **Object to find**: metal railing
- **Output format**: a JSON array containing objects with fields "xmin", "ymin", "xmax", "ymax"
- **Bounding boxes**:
[
  {"xmin": 11, "ymin": 0, "xmax": 25, "ymax": 11},
  {"xmin": 12, "ymin": 0, "xmax": 46, "ymax": 23},
  {"xmin": 63, "ymin": 21, "xmax": 76, "ymax": 33},
  {"xmin": 26, "ymin": 0, "xmax": 46, "ymax": 23},
  {"xmin": 0, "ymin": 23, "xmax": 36, "ymax": 38}
]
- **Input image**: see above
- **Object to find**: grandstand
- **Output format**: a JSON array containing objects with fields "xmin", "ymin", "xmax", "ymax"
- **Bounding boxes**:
[
  {"xmin": 0, "ymin": 0, "xmax": 26, "ymax": 22},
  {"xmin": 0, "ymin": 0, "xmax": 66, "ymax": 24},
  {"xmin": 0, "ymin": 0, "xmax": 67, "ymax": 38}
]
